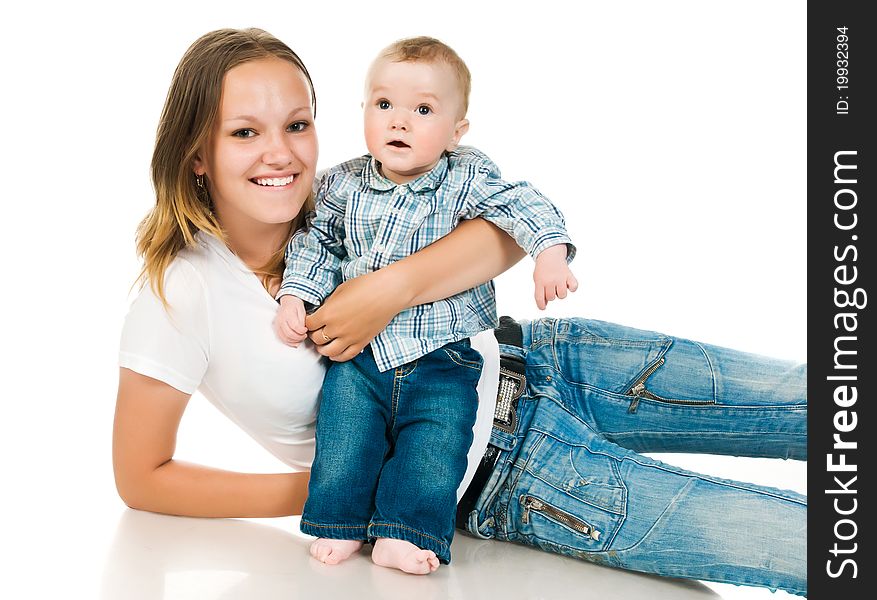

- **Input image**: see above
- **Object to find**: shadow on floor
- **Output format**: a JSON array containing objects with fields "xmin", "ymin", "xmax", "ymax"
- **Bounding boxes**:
[{"xmin": 101, "ymin": 510, "xmax": 720, "ymax": 599}]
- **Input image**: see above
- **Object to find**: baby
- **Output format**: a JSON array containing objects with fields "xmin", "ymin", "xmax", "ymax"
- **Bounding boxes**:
[{"xmin": 275, "ymin": 37, "xmax": 576, "ymax": 574}]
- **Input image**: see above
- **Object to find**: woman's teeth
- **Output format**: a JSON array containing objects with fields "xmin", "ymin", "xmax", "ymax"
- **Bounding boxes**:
[{"xmin": 253, "ymin": 175, "xmax": 295, "ymax": 186}]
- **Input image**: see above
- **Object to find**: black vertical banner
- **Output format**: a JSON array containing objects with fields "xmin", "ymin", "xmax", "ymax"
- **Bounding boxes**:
[{"xmin": 808, "ymin": 1, "xmax": 874, "ymax": 598}]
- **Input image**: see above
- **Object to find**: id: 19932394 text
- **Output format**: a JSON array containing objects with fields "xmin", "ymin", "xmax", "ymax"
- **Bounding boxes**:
[{"xmin": 836, "ymin": 26, "xmax": 850, "ymax": 115}]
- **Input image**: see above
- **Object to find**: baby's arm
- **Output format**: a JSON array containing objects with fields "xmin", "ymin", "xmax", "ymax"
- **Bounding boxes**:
[
  {"xmin": 455, "ymin": 148, "xmax": 577, "ymax": 309},
  {"xmin": 274, "ymin": 174, "xmax": 348, "ymax": 344},
  {"xmin": 533, "ymin": 244, "xmax": 578, "ymax": 310}
]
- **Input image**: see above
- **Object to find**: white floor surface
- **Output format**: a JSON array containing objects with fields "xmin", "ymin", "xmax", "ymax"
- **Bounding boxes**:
[{"xmin": 6, "ymin": 444, "xmax": 805, "ymax": 599}]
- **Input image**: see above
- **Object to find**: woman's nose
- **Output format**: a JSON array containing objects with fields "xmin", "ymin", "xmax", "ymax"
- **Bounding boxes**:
[{"xmin": 262, "ymin": 134, "xmax": 294, "ymax": 166}]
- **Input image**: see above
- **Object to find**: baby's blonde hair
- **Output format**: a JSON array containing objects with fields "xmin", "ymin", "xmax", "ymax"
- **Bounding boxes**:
[{"xmin": 376, "ymin": 36, "xmax": 471, "ymax": 116}]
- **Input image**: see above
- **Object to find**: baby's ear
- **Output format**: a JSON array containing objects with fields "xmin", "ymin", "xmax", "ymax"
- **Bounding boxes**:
[{"xmin": 447, "ymin": 119, "xmax": 470, "ymax": 151}]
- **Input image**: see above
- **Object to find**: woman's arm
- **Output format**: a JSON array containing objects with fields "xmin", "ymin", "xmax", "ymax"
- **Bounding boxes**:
[
  {"xmin": 113, "ymin": 368, "xmax": 309, "ymax": 518},
  {"xmin": 405, "ymin": 217, "xmax": 526, "ymax": 305},
  {"xmin": 306, "ymin": 217, "xmax": 524, "ymax": 361}
]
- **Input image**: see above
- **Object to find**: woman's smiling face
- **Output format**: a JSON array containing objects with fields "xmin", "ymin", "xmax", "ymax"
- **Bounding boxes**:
[{"xmin": 195, "ymin": 57, "xmax": 318, "ymax": 231}]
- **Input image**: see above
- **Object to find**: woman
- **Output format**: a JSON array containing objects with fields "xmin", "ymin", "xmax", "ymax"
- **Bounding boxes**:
[{"xmin": 115, "ymin": 28, "xmax": 806, "ymax": 595}]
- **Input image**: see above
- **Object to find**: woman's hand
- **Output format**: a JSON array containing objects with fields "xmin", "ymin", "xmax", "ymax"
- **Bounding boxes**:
[
  {"xmin": 305, "ymin": 268, "xmax": 410, "ymax": 362},
  {"xmin": 306, "ymin": 218, "xmax": 524, "ymax": 361}
]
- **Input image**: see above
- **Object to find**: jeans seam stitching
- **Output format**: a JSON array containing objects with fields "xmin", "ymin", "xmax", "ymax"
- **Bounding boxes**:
[
  {"xmin": 531, "ymin": 401, "xmax": 598, "ymax": 438},
  {"xmin": 566, "ymin": 449, "xmax": 628, "ymax": 519},
  {"xmin": 531, "ymin": 427, "xmax": 641, "ymax": 485},
  {"xmin": 607, "ymin": 429, "xmax": 807, "ymax": 437},
  {"xmin": 554, "ymin": 334, "xmax": 669, "ymax": 348},
  {"xmin": 443, "ymin": 347, "xmax": 483, "ymax": 370},
  {"xmin": 607, "ymin": 457, "xmax": 628, "ymax": 547},
  {"xmin": 611, "ymin": 476, "xmax": 697, "ymax": 553},
  {"xmin": 504, "ymin": 433, "xmax": 547, "ymax": 533},
  {"xmin": 693, "ymin": 340, "xmax": 718, "ymax": 402},
  {"xmin": 561, "ymin": 383, "xmax": 807, "ymax": 411},
  {"xmin": 521, "ymin": 533, "xmax": 606, "ymax": 556},
  {"xmin": 620, "ymin": 400, "xmax": 804, "ymax": 411},
  {"xmin": 300, "ymin": 519, "xmax": 369, "ymax": 530},
  {"xmin": 619, "ymin": 456, "xmax": 808, "ymax": 505},
  {"xmin": 525, "ymin": 470, "xmax": 626, "ymax": 517},
  {"xmin": 391, "ymin": 368, "xmax": 402, "ymax": 429}
]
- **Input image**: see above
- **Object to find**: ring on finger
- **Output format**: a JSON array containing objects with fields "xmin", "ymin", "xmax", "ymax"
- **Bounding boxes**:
[{"xmin": 321, "ymin": 331, "xmax": 333, "ymax": 343}]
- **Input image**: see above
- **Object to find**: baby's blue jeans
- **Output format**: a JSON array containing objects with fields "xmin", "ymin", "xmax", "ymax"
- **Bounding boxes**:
[{"xmin": 301, "ymin": 339, "xmax": 482, "ymax": 563}]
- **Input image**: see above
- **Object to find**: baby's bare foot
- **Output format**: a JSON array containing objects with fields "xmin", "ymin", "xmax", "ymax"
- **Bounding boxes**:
[
  {"xmin": 371, "ymin": 538, "xmax": 440, "ymax": 574},
  {"xmin": 309, "ymin": 538, "xmax": 363, "ymax": 565}
]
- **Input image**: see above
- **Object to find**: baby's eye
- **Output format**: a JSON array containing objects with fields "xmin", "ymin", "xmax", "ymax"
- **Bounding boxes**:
[
  {"xmin": 417, "ymin": 105, "xmax": 431, "ymax": 115},
  {"xmin": 378, "ymin": 100, "xmax": 391, "ymax": 110},
  {"xmin": 232, "ymin": 128, "xmax": 256, "ymax": 138}
]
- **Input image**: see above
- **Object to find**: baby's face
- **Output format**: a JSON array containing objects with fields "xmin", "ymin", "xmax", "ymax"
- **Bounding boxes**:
[{"xmin": 363, "ymin": 59, "xmax": 468, "ymax": 184}]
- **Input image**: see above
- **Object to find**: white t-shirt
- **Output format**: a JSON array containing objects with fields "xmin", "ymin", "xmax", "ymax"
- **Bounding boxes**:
[{"xmin": 119, "ymin": 232, "xmax": 498, "ymax": 498}]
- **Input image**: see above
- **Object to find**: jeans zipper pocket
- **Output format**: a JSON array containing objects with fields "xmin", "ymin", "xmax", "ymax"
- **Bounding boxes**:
[
  {"xmin": 626, "ymin": 358, "xmax": 665, "ymax": 413},
  {"xmin": 625, "ymin": 358, "xmax": 716, "ymax": 413},
  {"xmin": 519, "ymin": 494, "xmax": 601, "ymax": 541}
]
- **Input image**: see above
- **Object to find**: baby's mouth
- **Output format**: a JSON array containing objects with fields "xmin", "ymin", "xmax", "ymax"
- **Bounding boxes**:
[{"xmin": 387, "ymin": 140, "xmax": 410, "ymax": 148}]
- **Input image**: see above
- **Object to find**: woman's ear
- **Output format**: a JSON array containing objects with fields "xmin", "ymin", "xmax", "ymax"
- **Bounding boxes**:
[{"xmin": 193, "ymin": 155, "xmax": 206, "ymax": 176}]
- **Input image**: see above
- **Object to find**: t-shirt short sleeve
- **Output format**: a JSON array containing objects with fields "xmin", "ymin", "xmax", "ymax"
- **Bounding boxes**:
[{"xmin": 119, "ymin": 259, "xmax": 209, "ymax": 395}]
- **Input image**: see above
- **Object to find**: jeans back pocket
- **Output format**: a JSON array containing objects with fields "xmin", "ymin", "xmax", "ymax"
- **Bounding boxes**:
[{"xmin": 508, "ymin": 432, "xmax": 626, "ymax": 553}]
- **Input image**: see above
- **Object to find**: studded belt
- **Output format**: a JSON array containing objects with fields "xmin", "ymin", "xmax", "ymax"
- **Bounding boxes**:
[{"xmin": 456, "ymin": 316, "xmax": 526, "ymax": 530}]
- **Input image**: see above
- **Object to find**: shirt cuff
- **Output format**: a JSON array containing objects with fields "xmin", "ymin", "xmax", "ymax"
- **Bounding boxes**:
[
  {"xmin": 530, "ymin": 231, "xmax": 576, "ymax": 263},
  {"xmin": 276, "ymin": 281, "xmax": 326, "ymax": 307}
]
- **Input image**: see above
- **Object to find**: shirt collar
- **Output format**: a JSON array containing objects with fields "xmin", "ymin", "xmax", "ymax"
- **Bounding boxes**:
[{"xmin": 363, "ymin": 154, "xmax": 449, "ymax": 193}]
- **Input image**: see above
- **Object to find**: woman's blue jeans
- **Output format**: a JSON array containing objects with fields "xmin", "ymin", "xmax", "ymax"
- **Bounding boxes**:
[
  {"xmin": 460, "ymin": 318, "xmax": 807, "ymax": 596},
  {"xmin": 301, "ymin": 340, "xmax": 483, "ymax": 563}
]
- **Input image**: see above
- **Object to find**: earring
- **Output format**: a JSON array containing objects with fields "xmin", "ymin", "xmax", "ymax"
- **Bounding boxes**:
[{"xmin": 195, "ymin": 173, "xmax": 206, "ymax": 189}]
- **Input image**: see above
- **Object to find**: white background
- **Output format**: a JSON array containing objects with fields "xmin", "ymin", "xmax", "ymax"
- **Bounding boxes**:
[{"xmin": 1, "ymin": 1, "xmax": 806, "ymax": 598}]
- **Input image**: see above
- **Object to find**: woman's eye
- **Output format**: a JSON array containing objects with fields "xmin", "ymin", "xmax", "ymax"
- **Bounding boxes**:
[
  {"xmin": 288, "ymin": 121, "xmax": 309, "ymax": 132},
  {"xmin": 417, "ymin": 106, "xmax": 431, "ymax": 115},
  {"xmin": 232, "ymin": 129, "xmax": 255, "ymax": 138},
  {"xmin": 378, "ymin": 100, "xmax": 391, "ymax": 110}
]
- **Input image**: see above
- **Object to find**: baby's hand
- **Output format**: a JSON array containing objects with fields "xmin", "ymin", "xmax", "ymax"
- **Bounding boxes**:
[
  {"xmin": 533, "ymin": 244, "xmax": 578, "ymax": 310},
  {"xmin": 274, "ymin": 295, "xmax": 309, "ymax": 347}
]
